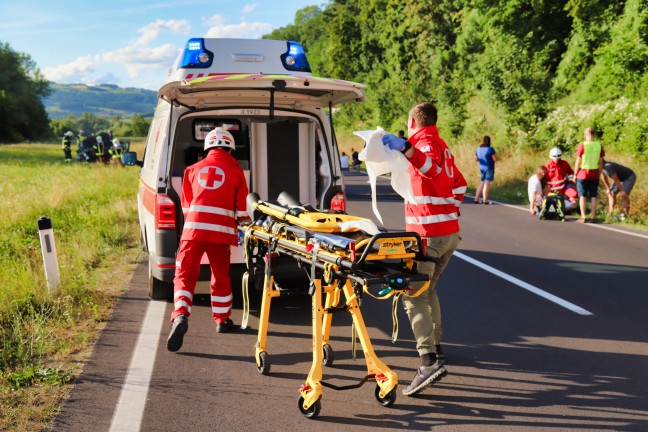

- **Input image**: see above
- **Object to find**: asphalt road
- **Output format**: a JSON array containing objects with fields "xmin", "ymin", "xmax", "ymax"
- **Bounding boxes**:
[{"xmin": 52, "ymin": 173, "xmax": 648, "ymax": 431}]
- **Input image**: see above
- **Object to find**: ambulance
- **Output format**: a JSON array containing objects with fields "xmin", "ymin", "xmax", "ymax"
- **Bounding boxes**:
[{"xmin": 138, "ymin": 38, "xmax": 366, "ymax": 299}]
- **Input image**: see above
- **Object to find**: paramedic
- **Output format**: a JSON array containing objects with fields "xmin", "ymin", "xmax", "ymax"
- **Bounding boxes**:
[
  {"xmin": 545, "ymin": 147, "xmax": 574, "ymax": 195},
  {"xmin": 382, "ymin": 102, "xmax": 467, "ymax": 396},
  {"xmin": 167, "ymin": 127, "xmax": 249, "ymax": 352},
  {"xmin": 574, "ymin": 127, "xmax": 605, "ymax": 223}
]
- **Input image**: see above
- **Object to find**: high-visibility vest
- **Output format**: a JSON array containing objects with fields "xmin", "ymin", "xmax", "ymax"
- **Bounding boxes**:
[
  {"xmin": 62, "ymin": 137, "xmax": 72, "ymax": 149},
  {"xmin": 581, "ymin": 141, "xmax": 601, "ymax": 170}
]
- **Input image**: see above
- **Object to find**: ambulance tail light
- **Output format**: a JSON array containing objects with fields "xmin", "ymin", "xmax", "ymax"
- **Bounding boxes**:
[
  {"xmin": 155, "ymin": 195, "xmax": 176, "ymax": 230},
  {"xmin": 179, "ymin": 38, "xmax": 214, "ymax": 69},
  {"xmin": 281, "ymin": 41, "xmax": 311, "ymax": 72},
  {"xmin": 330, "ymin": 192, "xmax": 346, "ymax": 213}
]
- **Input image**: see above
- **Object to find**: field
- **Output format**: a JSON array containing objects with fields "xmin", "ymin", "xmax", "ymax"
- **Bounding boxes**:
[{"xmin": 0, "ymin": 142, "xmax": 145, "ymax": 431}]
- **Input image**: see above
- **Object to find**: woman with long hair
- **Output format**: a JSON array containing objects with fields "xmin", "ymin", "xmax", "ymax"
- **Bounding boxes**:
[{"xmin": 474, "ymin": 135, "xmax": 497, "ymax": 204}]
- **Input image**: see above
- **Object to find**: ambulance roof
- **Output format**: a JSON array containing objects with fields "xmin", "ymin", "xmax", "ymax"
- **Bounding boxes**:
[{"xmin": 159, "ymin": 38, "xmax": 366, "ymax": 108}]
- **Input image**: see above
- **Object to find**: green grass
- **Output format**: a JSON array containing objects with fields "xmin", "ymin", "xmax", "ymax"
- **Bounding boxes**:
[{"xmin": 0, "ymin": 143, "xmax": 144, "ymax": 431}]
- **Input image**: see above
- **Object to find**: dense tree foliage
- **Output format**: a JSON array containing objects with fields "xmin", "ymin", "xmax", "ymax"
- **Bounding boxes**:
[
  {"xmin": 266, "ymin": 0, "xmax": 648, "ymax": 155},
  {"xmin": 0, "ymin": 42, "xmax": 51, "ymax": 143}
]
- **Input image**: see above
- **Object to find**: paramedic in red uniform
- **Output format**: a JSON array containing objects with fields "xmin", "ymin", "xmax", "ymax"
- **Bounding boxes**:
[
  {"xmin": 545, "ymin": 147, "xmax": 574, "ymax": 195},
  {"xmin": 167, "ymin": 127, "xmax": 249, "ymax": 352},
  {"xmin": 382, "ymin": 102, "xmax": 467, "ymax": 396}
]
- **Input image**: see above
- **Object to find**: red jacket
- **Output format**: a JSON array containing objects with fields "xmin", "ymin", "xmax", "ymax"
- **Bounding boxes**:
[
  {"xmin": 405, "ymin": 125, "xmax": 467, "ymax": 237},
  {"xmin": 180, "ymin": 149, "xmax": 249, "ymax": 245},
  {"xmin": 545, "ymin": 159, "xmax": 574, "ymax": 194}
]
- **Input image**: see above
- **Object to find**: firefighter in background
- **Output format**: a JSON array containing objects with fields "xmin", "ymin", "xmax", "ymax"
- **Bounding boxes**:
[
  {"xmin": 61, "ymin": 131, "xmax": 75, "ymax": 162},
  {"xmin": 167, "ymin": 127, "xmax": 250, "ymax": 352},
  {"xmin": 93, "ymin": 135, "xmax": 105, "ymax": 163},
  {"xmin": 108, "ymin": 138, "xmax": 125, "ymax": 167}
]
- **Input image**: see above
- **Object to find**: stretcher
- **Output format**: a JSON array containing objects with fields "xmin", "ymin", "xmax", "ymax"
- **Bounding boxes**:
[{"xmin": 239, "ymin": 192, "xmax": 432, "ymax": 419}]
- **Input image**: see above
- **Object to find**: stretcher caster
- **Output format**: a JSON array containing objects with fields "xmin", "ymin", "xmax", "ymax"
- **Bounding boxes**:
[
  {"xmin": 298, "ymin": 396, "xmax": 321, "ymax": 419},
  {"xmin": 256, "ymin": 351, "xmax": 271, "ymax": 375},
  {"xmin": 322, "ymin": 344, "xmax": 334, "ymax": 367},
  {"xmin": 375, "ymin": 385, "xmax": 397, "ymax": 407}
]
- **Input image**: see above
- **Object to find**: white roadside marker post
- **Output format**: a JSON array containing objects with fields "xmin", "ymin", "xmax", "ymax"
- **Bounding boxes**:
[{"xmin": 38, "ymin": 216, "xmax": 61, "ymax": 295}]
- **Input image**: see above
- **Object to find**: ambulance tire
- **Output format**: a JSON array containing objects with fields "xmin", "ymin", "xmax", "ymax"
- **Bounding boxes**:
[{"xmin": 148, "ymin": 260, "xmax": 173, "ymax": 300}]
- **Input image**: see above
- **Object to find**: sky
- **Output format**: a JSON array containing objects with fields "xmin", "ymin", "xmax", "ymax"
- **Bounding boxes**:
[{"xmin": 0, "ymin": 0, "xmax": 320, "ymax": 90}]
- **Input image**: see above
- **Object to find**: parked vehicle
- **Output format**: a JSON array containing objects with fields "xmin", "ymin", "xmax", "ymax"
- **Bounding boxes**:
[{"xmin": 137, "ymin": 38, "xmax": 366, "ymax": 299}]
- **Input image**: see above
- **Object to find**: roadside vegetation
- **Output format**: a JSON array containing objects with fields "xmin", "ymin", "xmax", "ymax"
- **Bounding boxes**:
[{"xmin": 0, "ymin": 142, "xmax": 145, "ymax": 431}]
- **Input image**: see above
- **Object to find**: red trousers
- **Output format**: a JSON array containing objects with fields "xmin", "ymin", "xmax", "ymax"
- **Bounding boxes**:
[{"xmin": 171, "ymin": 240, "xmax": 232, "ymax": 324}]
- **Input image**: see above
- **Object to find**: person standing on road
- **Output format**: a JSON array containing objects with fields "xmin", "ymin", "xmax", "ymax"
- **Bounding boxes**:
[
  {"xmin": 167, "ymin": 127, "xmax": 249, "ymax": 352},
  {"xmin": 574, "ymin": 127, "xmax": 605, "ymax": 223},
  {"xmin": 474, "ymin": 135, "xmax": 497, "ymax": 204},
  {"xmin": 600, "ymin": 160, "xmax": 636, "ymax": 219},
  {"xmin": 340, "ymin": 151, "xmax": 350, "ymax": 171},
  {"xmin": 382, "ymin": 102, "xmax": 466, "ymax": 396}
]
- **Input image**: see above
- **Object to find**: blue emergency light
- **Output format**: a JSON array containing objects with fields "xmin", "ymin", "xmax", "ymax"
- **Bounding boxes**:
[
  {"xmin": 180, "ymin": 38, "xmax": 214, "ymax": 68},
  {"xmin": 281, "ymin": 41, "xmax": 311, "ymax": 72}
]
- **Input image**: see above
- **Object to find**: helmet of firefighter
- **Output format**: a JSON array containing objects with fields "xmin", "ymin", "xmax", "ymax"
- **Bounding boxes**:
[
  {"xmin": 96, "ymin": 135, "xmax": 103, "ymax": 143},
  {"xmin": 64, "ymin": 131, "xmax": 74, "ymax": 137},
  {"xmin": 204, "ymin": 127, "xmax": 235, "ymax": 152},
  {"xmin": 549, "ymin": 147, "xmax": 562, "ymax": 160},
  {"xmin": 112, "ymin": 138, "xmax": 121, "ymax": 146}
]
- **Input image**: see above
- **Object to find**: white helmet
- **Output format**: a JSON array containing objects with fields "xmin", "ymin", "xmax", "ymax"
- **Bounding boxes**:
[
  {"xmin": 549, "ymin": 147, "xmax": 562, "ymax": 159},
  {"xmin": 112, "ymin": 138, "xmax": 121, "ymax": 146},
  {"xmin": 204, "ymin": 127, "xmax": 235, "ymax": 151},
  {"xmin": 64, "ymin": 131, "xmax": 74, "ymax": 137},
  {"xmin": 96, "ymin": 135, "xmax": 103, "ymax": 143}
]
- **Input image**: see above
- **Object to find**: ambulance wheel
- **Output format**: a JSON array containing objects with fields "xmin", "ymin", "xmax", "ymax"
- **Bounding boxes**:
[
  {"xmin": 256, "ymin": 351, "xmax": 271, "ymax": 375},
  {"xmin": 322, "ymin": 344, "xmax": 334, "ymax": 367},
  {"xmin": 148, "ymin": 261, "xmax": 173, "ymax": 300},
  {"xmin": 298, "ymin": 396, "xmax": 321, "ymax": 419},
  {"xmin": 375, "ymin": 385, "xmax": 397, "ymax": 407}
]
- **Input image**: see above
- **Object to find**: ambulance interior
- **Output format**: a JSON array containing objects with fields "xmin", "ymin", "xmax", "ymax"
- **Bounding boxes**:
[{"xmin": 170, "ymin": 112, "xmax": 334, "ymax": 208}]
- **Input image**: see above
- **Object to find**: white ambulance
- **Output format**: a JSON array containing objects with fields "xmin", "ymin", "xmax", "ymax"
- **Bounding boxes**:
[{"xmin": 138, "ymin": 38, "xmax": 366, "ymax": 299}]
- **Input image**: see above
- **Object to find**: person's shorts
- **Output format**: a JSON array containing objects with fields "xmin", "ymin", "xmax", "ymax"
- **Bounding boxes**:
[
  {"xmin": 576, "ymin": 178, "xmax": 599, "ymax": 198},
  {"xmin": 480, "ymin": 168, "xmax": 495, "ymax": 182},
  {"xmin": 611, "ymin": 173, "xmax": 636, "ymax": 195}
]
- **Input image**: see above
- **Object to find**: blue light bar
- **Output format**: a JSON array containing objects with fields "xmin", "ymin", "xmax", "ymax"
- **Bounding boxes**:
[
  {"xmin": 180, "ymin": 38, "xmax": 213, "ymax": 69},
  {"xmin": 281, "ymin": 41, "xmax": 311, "ymax": 72}
]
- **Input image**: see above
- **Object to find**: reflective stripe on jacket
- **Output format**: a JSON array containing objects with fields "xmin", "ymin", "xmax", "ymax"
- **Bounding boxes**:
[
  {"xmin": 404, "ymin": 125, "xmax": 466, "ymax": 237},
  {"xmin": 180, "ymin": 149, "xmax": 249, "ymax": 245}
]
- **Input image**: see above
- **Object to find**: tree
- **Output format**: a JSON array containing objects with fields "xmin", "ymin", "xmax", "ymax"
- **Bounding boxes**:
[{"xmin": 0, "ymin": 41, "xmax": 51, "ymax": 142}]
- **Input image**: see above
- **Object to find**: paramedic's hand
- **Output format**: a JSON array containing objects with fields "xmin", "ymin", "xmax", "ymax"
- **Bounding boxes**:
[{"xmin": 382, "ymin": 134, "xmax": 406, "ymax": 151}]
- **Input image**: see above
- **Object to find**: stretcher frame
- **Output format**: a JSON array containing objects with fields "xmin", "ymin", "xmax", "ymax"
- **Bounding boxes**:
[{"xmin": 240, "ymin": 193, "xmax": 431, "ymax": 418}]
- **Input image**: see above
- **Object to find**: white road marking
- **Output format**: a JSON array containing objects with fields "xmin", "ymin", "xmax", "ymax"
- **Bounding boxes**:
[
  {"xmin": 109, "ymin": 299, "xmax": 167, "ymax": 432},
  {"xmin": 453, "ymin": 250, "xmax": 594, "ymax": 316},
  {"xmin": 466, "ymin": 194, "xmax": 648, "ymax": 240}
]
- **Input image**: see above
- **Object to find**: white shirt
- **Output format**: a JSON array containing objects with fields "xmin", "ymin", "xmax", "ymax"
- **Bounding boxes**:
[
  {"xmin": 528, "ymin": 174, "xmax": 543, "ymax": 207},
  {"xmin": 340, "ymin": 154, "xmax": 350, "ymax": 169}
]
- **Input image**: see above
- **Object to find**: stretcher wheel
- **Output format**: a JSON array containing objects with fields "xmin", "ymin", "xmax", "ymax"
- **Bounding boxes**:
[
  {"xmin": 256, "ymin": 351, "xmax": 271, "ymax": 375},
  {"xmin": 298, "ymin": 396, "xmax": 321, "ymax": 419},
  {"xmin": 322, "ymin": 344, "xmax": 334, "ymax": 366},
  {"xmin": 375, "ymin": 385, "xmax": 397, "ymax": 407}
]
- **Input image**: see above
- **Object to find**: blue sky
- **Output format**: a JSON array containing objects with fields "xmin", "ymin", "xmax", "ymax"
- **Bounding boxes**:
[{"xmin": 0, "ymin": 0, "xmax": 320, "ymax": 90}]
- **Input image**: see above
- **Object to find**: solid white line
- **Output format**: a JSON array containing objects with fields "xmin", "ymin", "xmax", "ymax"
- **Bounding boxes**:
[
  {"xmin": 453, "ymin": 250, "xmax": 594, "ymax": 316},
  {"xmin": 109, "ymin": 300, "xmax": 167, "ymax": 432},
  {"xmin": 466, "ymin": 194, "xmax": 648, "ymax": 240}
]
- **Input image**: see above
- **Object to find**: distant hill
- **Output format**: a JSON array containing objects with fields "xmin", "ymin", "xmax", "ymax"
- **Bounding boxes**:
[{"xmin": 43, "ymin": 83, "xmax": 158, "ymax": 119}]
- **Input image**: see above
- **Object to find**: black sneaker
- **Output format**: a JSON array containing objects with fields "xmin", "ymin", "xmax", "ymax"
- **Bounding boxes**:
[
  {"xmin": 166, "ymin": 315, "xmax": 188, "ymax": 352},
  {"xmin": 216, "ymin": 318, "xmax": 235, "ymax": 333},
  {"xmin": 435, "ymin": 344, "xmax": 445, "ymax": 365},
  {"xmin": 402, "ymin": 361, "xmax": 447, "ymax": 396}
]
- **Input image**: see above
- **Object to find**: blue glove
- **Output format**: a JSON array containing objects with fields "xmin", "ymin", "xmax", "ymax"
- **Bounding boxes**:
[{"xmin": 382, "ymin": 134, "xmax": 406, "ymax": 151}]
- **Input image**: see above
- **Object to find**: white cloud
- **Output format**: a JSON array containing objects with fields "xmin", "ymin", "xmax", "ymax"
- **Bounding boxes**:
[
  {"xmin": 205, "ymin": 21, "xmax": 273, "ymax": 39},
  {"xmin": 241, "ymin": 3, "xmax": 257, "ymax": 14},
  {"xmin": 43, "ymin": 55, "xmax": 100, "ymax": 83},
  {"xmin": 102, "ymin": 43, "xmax": 180, "ymax": 78},
  {"xmin": 202, "ymin": 14, "xmax": 225, "ymax": 27},
  {"xmin": 137, "ymin": 19, "xmax": 191, "ymax": 45}
]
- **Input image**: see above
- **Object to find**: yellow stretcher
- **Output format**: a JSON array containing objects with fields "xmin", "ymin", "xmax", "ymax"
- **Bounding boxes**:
[{"xmin": 240, "ymin": 192, "xmax": 432, "ymax": 419}]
